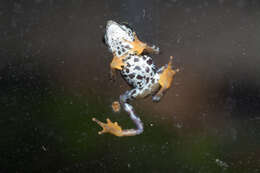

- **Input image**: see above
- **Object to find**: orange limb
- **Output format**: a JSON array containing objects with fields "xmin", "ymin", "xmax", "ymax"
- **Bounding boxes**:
[
  {"xmin": 156, "ymin": 56, "xmax": 179, "ymax": 97},
  {"xmin": 112, "ymin": 101, "xmax": 120, "ymax": 112},
  {"xmin": 124, "ymin": 32, "xmax": 159, "ymax": 55},
  {"xmin": 110, "ymin": 53, "xmax": 127, "ymax": 79},
  {"xmin": 110, "ymin": 53, "xmax": 127, "ymax": 71},
  {"xmin": 123, "ymin": 32, "xmax": 147, "ymax": 55},
  {"xmin": 92, "ymin": 118, "xmax": 124, "ymax": 137}
]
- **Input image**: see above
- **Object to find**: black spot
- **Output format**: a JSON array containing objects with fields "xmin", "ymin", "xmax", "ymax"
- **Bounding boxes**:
[
  {"xmin": 122, "ymin": 48, "xmax": 126, "ymax": 52},
  {"xmin": 137, "ymin": 75, "xmax": 143, "ymax": 80},
  {"xmin": 125, "ymin": 68, "xmax": 130, "ymax": 73},
  {"xmin": 152, "ymin": 66, "xmax": 156, "ymax": 72},
  {"xmin": 132, "ymin": 90, "xmax": 136, "ymax": 95},
  {"xmin": 134, "ymin": 66, "xmax": 141, "ymax": 71},
  {"xmin": 152, "ymin": 78, "xmax": 155, "ymax": 83},
  {"xmin": 127, "ymin": 63, "xmax": 130, "ymax": 67},
  {"xmin": 118, "ymin": 51, "xmax": 121, "ymax": 55},
  {"xmin": 120, "ymin": 22, "xmax": 134, "ymax": 32},
  {"xmin": 137, "ymin": 81, "xmax": 142, "ymax": 87},
  {"xmin": 129, "ymin": 74, "xmax": 135, "ymax": 79},
  {"xmin": 142, "ymin": 56, "xmax": 147, "ymax": 61},
  {"xmin": 102, "ymin": 35, "xmax": 106, "ymax": 45},
  {"xmin": 147, "ymin": 59, "xmax": 153, "ymax": 65},
  {"xmin": 125, "ymin": 45, "xmax": 130, "ymax": 49},
  {"xmin": 134, "ymin": 58, "xmax": 139, "ymax": 62},
  {"xmin": 145, "ymin": 67, "xmax": 150, "ymax": 73},
  {"xmin": 146, "ymin": 78, "xmax": 150, "ymax": 84},
  {"xmin": 117, "ymin": 47, "xmax": 120, "ymax": 49}
]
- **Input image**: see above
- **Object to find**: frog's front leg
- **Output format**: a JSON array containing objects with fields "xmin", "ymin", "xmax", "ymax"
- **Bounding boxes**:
[
  {"xmin": 110, "ymin": 53, "xmax": 127, "ymax": 79},
  {"xmin": 124, "ymin": 32, "xmax": 159, "ymax": 55},
  {"xmin": 153, "ymin": 56, "xmax": 179, "ymax": 102},
  {"xmin": 92, "ymin": 89, "xmax": 143, "ymax": 137}
]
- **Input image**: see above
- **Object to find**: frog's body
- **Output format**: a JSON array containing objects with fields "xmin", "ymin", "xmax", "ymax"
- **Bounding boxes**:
[
  {"xmin": 93, "ymin": 20, "xmax": 178, "ymax": 137},
  {"xmin": 120, "ymin": 53, "xmax": 160, "ymax": 99}
]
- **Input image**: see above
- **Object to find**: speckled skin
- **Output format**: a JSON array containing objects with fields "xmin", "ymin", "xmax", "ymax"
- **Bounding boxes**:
[
  {"xmin": 104, "ymin": 20, "xmax": 163, "ymax": 101},
  {"xmin": 104, "ymin": 20, "xmax": 135, "ymax": 57},
  {"xmin": 121, "ymin": 53, "xmax": 161, "ymax": 99}
]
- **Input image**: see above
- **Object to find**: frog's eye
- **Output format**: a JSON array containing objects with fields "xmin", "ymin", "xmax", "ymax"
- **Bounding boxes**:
[
  {"xmin": 102, "ymin": 35, "xmax": 108, "ymax": 46},
  {"xmin": 120, "ymin": 22, "xmax": 134, "ymax": 32}
]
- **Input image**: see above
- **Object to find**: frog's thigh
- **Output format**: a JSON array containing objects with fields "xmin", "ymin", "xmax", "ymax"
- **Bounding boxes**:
[
  {"xmin": 132, "ymin": 88, "xmax": 151, "ymax": 99},
  {"xmin": 119, "ymin": 88, "xmax": 146, "ymax": 103},
  {"xmin": 120, "ymin": 89, "xmax": 137, "ymax": 103}
]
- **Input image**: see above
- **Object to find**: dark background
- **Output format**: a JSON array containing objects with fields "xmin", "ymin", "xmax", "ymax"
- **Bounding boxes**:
[{"xmin": 0, "ymin": 0, "xmax": 260, "ymax": 172}]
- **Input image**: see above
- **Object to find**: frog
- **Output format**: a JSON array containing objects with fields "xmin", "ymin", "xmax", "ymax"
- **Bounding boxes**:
[{"xmin": 92, "ymin": 20, "xmax": 179, "ymax": 137}]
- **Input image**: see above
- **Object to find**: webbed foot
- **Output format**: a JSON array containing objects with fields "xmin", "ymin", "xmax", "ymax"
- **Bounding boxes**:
[
  {"xmin": 92, "ymin": 118, "xmax": 124, "ymax": 137},
  {"xmin": 153, "ymin": 56, "xmax": 179, "ymax": 101}
]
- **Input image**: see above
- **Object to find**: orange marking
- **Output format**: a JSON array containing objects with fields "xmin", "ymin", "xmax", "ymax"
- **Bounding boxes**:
[
  {"xmin": 110, "ymin": 54, "xmax": 127, "ymax": 70},
  {"xmin": 123, "ymin": 32, "xmax": 147, "ymax": 55},
  {"xmin": 92, "ymin": 118, "xmax": 123, "ymax": 137},
  {"xmin": 159, "ymin": 56, "xmax": 179, "ymax": 89},
  {"xmin": 112, "ymin": 101, "xmax": 120, "ymax": 112}
]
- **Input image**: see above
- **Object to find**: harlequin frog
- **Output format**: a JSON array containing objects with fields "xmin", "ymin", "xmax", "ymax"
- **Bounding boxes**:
[{"xmin": 92, "ymin": 20, "xmax": 179, "ymax": 137}]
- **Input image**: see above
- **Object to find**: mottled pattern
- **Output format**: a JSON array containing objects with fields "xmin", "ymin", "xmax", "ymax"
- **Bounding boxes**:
[
  {"xmin": 99, "ymin": 20, "xmax": 167, "ymax": 136},
  {"xmin": 121, "ymin": 54, "xmax": 160, "ymax": 98},
  {"xmin": 105, "ymin": 20, "xmax": 162, "ymax": 99},
  {"xmin": 104, "ymin": 20, "xmax": 134, "ymax": 57}
]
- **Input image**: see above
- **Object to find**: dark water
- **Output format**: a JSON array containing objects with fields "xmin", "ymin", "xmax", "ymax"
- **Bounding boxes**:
[{"xmin": 1, "ymin": 0, "xmax": 260, "ymax": 172}]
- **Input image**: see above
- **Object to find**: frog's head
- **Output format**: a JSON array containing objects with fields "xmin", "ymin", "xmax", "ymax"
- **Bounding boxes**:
[
  {"xmin": 103, "ymin": 20, "xmax": 134, "ymax": 52},
  {"xmin": 106, "ymin": 20, "xmax": 133, "ymax": 36}
]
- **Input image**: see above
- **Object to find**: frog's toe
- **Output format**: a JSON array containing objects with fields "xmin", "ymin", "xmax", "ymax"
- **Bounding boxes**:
[
  {"xmin": 152, "ymin": 95, "xmax": 161, "ymax": 102},
  {"xmin": 92, "ymin": 117, "xmax": 104, "ymax": 127},
  {"xmin": 149, "ymin": 45, "xmax": 160, "ymax": 54}
]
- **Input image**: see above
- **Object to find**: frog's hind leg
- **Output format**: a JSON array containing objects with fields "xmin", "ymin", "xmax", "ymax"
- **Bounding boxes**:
[
  {"xmin": 152, "ymin": 56, "xmax": 179, "ymax": 102},
  {"xmin": 118, "ymin": 89, "xmax": 144, "ymax": 136},
  {"xmin": 92, "ymin": 89, "xmax": 144, "ymax": 137}
]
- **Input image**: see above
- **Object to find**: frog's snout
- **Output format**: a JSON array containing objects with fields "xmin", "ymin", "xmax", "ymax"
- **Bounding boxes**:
[{"xmin": 107, "ymin": 20, "xmax": 117, "ymax": 27}]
